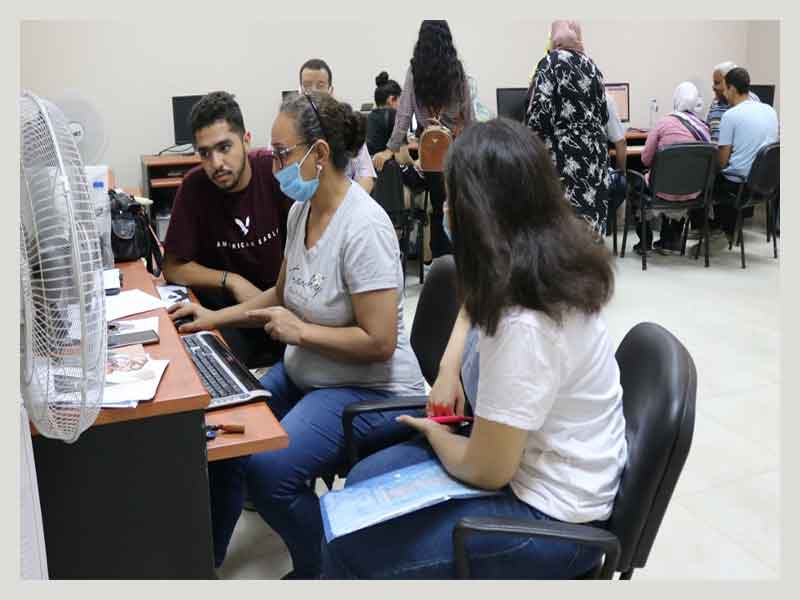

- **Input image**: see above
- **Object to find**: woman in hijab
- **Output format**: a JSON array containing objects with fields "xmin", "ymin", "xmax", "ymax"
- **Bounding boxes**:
[
  {"xmin": 633, "ymin": 81, "xmax": 711, "ymax": 255},
  {"xmin": 526, "ymin": 20, "xmax": 610, "ymax": 238}
]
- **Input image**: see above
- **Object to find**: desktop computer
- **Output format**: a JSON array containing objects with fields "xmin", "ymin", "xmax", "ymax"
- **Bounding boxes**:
[
  {"xmin": 605, "ymin": 83, "xmax": 630, "ymax": 123},
  {"xmin": 496, "ymin": 87, "xmax": 529, "ymax": 123},
  {"xmin": 171, "ymin": 95, "xmax": 204, "ymax": 146}
]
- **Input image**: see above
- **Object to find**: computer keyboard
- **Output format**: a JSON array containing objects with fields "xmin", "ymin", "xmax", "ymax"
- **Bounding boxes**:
[{"xmin": 181, "ymin": 332, "xmax": 271, "ymax": 410}]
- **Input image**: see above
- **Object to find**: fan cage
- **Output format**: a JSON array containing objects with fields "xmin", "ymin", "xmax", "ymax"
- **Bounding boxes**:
[{"xmin": 20, "ymin": 91, "xmax": 106, "ymax": 443}]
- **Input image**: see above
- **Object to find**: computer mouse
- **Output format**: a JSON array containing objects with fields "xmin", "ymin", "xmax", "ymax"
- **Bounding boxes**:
[{"xmin": 173, "ymin": 316, "xmax": 195, "ymax": 329}]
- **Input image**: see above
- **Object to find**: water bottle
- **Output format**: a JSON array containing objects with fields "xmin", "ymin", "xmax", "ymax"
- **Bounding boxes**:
[
  {"xmin": 648, "ymin": 98, "xmax": 659, "ymax": 129},
  {"xmin": 92, "ymin": 179, "xmax": 114, "ymax": 269}
]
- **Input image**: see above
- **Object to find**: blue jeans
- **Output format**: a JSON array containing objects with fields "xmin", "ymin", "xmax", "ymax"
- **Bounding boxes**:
[
  {"xmin": 320, "ymin": 438, "xmax": 604, "ymax": 579},
  {"xmin": 208, "ymin": 362, "xmax": 422, "ymax": 575}
]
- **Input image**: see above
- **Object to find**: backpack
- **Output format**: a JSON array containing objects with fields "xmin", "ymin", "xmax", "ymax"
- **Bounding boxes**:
[
  {"xmin": 418, "ymin": 106, "xmax": 465, "ymax": 173},
  {"xmin": 109, "ymin": 189, "xmax": 163, "ymax": 276}
]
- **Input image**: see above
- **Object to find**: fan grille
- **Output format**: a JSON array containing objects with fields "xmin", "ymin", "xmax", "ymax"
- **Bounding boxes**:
[{"xmin": 20, "ymin": 92, "xmax": 106, "ymax": 442}]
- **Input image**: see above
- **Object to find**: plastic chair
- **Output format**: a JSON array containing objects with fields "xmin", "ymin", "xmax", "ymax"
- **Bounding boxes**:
[{"xmin": 453, "ymin": 322, "xmax": 696, "ymax": 579}]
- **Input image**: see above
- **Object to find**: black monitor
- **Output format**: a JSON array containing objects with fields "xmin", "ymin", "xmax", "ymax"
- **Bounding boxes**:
[
  {"xmin": 496, "ymin": 87, "xmax": 529, "ymax": 123},
  {"xmin": 172, "ymin": 95, "xmax": 203, "ymax": 145},
  {"xmin": 604, "ymin": 83, "xmax": 630, "ymax": 122},
  {"xmin": 282, "ymin": 90, "xmax": 298, "ymax": 102},
  {"xmin": 750, "ymin": 84, "xmax": 776, "ymax": 107}
]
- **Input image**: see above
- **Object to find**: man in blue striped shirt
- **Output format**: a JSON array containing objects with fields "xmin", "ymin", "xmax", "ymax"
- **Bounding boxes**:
[{"xmin": 706, "ymin": 61, "xmax": 761, "ymax": 142}]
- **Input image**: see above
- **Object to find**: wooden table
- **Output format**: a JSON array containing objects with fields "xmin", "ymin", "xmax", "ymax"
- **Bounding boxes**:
[{"xmin": 31, "ymin": 260, "xmax": 287, "ymax": 579}]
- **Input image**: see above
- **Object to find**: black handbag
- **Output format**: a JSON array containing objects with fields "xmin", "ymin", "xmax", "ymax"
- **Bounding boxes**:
[{"xmin": 109, "ymin": 189, "xmax": 163, "ymax": 276}]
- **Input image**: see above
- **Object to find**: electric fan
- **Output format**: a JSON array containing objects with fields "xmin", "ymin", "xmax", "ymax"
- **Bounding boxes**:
[
  {"xmin": 54, "ymin": 93, "xmax": 109, "ymax": 164},
  {"xmin": 20, "ymin": 91, "xmax": 106, "ymax": 443}
]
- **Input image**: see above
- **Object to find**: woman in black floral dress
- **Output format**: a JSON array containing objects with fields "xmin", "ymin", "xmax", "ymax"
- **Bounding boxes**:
[{"xmin": 526, "ymin": 21, "xmax": 609, "ymax": 237}]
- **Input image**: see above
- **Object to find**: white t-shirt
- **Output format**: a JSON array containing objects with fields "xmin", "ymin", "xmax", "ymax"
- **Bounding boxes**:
[
  {"xmin": 345, "ymin": 143, "xmax": 377, "ymax": 181},
  {"xmin": 282, "ymin": 181, "xmax": 425, "ymax": 395},
  {"xmin": 474, "ymin": 307, "xmax": 627, "ymax": 523}
]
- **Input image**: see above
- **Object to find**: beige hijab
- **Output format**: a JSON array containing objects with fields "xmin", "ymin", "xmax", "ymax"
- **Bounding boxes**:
[{"xmin": 550, "ymin": 20, "xmax": 584, "ymax": 53}]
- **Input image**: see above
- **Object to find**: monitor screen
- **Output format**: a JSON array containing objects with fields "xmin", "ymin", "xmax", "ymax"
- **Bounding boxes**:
[
  {"xmin": 496, "ymin": 87, "xmax": 529, "ymax": 123},
  {"xmin": 605, "ymin": 83, "xmax": 630, "ymax": 123},
  {"xmin": 750, "ymin": 84, "xmax": 775, "ymax": 107},
  {"xmin": 282, "ymin": 89, "xmax": 298, "ymax": 102},
  {"xmin": 172, "ymin": 95, "xmax": 204, "ymax": 145}
]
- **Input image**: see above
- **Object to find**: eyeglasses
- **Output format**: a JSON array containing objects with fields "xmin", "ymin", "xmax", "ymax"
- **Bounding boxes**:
[{"xmin": 271, "ymin": 144, "xmax": 302, "ymax": 169}]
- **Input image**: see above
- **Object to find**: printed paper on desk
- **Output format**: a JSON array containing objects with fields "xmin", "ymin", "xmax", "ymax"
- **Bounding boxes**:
[
  {"xmin": 156, "ymin": 284, "xmax": 190, "ymax": 306},
  {"xmin": 319, "ymin": 459, "xmax": 501, "ymax": 542},
  {"xmin": 106, "ymin": 289, "xmax": 167, "ymax": 322},
  {"xmin": 113, "ymin": 316, "xmax": 160, "ymax": 336},
  {"xmin": 102, "ymin": 358, "xmax": 169, "ymax": 407}
]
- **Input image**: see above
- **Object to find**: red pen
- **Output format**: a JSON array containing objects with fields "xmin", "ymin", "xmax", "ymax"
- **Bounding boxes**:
[{"xmin": 428, "ymin": 415, "xmax": 473, "ymax": 424}]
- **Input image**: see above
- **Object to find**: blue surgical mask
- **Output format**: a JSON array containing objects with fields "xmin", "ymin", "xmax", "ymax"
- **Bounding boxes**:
[{"xmin": 275, "ymin": 143, "xmax": 320, "ymax": 203}]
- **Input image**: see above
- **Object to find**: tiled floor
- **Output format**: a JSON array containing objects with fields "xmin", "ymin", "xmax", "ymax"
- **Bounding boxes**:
[{"xmin": 218, "ymin": 226, "xmax": 780, "ymax": 580}]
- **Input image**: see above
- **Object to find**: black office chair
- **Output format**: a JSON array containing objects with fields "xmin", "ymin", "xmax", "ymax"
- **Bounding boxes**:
[
  {"xmin": 718, "ymin": 143, "xmax": 779, "ymax": 269},
  {"xmin": 372, "ymin": 159, "xmax": 414, "ymax": 278},
  {"xmin": 339, "ymin": 254, "xmax": 460, "ymax": 475},
  {"xmin": 453, "ymin": 322, "xmax": 696, "ymax": 579},
  {"xmin": 607, "ymin": 168, "xmax": 627, "ymax": 255},
  {"xmin": 622, "ymin": 143, "xmax": 718, "ymax": 270}
]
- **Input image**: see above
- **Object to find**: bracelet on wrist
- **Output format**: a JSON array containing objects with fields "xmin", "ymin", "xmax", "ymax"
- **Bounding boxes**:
[{"xmin": 221, "ymin": 270, "xmax": 228, "ymax": 289}]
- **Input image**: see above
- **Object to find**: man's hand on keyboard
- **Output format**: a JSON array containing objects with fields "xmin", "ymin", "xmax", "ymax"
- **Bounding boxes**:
[
  {"xmin": 167, "ymin": 302, "xmax": 218, "ymax": 333},
  {"xmin": 246, "ymin": 307, "xmax": 305, "ymax": 346}
]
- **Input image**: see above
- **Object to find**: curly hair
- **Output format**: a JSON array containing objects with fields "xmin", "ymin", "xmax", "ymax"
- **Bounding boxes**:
[
  {"xmin": 446, "ymin": 119, "xmax": 615, "ymax": 336},
  {"xmin": 410, "ymin": 20, "xmax": 466, "ymax": 114},
  {"xmin": 280, "ymin": 92, "xmax": 366, "ymax": 172},
  {"xmin": 189, "ymin": 91, "xmax": 245, "ymax": 139}
]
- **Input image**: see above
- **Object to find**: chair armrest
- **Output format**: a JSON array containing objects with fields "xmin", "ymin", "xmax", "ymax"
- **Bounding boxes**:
[
  {"xmin": 342, "ymin": 395, "xmax": 428, "ymax": 468},
  {"xmin": 453, "ymin": 516, "xmax": 621, "ymax": 579}
]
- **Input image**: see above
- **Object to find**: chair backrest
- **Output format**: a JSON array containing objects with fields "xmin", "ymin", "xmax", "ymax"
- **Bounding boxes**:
[
  {"xmin": 746, "ymin": 142, "xmax": 780, "ymax": 198},
  {"xmin": 607, "ymin": 322, "xmax": 696, "ymax": 575},
  {"xmin": 410, "ymin": 255, "xmax": 460, "ymax": 385},
  {"xmin": 649, "ymin": 143, "xmax": 718, "ymax": 199},
  {"xmin": 371, "ymin": 159, "xmax": 407, "ymax": 218}
]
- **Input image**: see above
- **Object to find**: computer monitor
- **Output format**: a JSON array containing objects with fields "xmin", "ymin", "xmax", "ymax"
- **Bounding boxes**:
[
  {"xmin": 172, "ymin": 95, "xmax": 204, "ymax": 145},
  {"xmin": 496, "ymin": 87, "xmax": 529, "ymax": 123},
  {"xmin": 605, "ymin": 83, "xmax": 630, "ymax": 123},
  {"xmin": 750, "ymin": 84, "xmax": 776, "ymax": 107},
  {"xmin": 282, "ymin": 89, "xmax": 298, "ymax": 102}
]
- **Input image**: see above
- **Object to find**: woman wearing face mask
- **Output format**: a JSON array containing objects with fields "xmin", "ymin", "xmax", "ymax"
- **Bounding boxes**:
[{"xmin": 169, "ymin": 92, "xmax": 425, "ymax": 578}]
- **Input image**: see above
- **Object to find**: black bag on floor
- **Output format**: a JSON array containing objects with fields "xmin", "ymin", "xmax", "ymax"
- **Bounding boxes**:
[{"xmin": 109, "ymin": 189, "xmax": 163, "ymax": 276}]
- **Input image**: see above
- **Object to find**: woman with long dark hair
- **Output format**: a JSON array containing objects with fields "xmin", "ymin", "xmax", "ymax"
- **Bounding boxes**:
[
  {"xmin": 373, "ymin": 19, "xmax": 475, "ymax": 259},
  {"xmin": 320, "ymin": 119, "xmax": 627, "ymax": 579}
]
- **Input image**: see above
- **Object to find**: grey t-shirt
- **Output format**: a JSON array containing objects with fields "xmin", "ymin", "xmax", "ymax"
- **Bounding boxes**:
[{"xmin": 282, "ymin": 181, "xmax": 425, "ymax": 395}]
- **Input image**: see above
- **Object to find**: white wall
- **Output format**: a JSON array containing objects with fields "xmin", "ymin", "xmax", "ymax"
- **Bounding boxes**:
[
  {"xmin": 20, "ymin": 19, "xmax": 778, "ymax": 188},
  {"xmin": 746, "ymin": 20, "xmax": 781, "ymax": 115}
]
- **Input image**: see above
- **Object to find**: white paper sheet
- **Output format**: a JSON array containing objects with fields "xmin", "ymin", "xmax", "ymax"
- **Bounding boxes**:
[
  {"xmin": 105, "ymin": 289, "xmax": 167, "ymax": 322},
  {"xmin": 155, "ymin": 284, "xmax": 190, "ymax": 305},
  {"xmin": 112, "ymin": 316, "xmax": 160, "ymax": 336},
  {"xmin": 101, "ymin": 358, "xmax": 170, "ymax": 407}
]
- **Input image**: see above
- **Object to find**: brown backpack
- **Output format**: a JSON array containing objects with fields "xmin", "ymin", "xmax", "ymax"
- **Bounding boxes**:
[{"xmin": 418, "ymin": 111, "xmax": 463, "ymax": 173}]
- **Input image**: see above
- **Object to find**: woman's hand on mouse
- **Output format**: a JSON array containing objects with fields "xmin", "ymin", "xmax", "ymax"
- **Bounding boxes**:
[
  {"xmin": 167, "ymin": 302, "xmax": 218, "ymax": 333},
  {"xmin": 246, "ymin": 307, "xmax": 306, "ymax": 346}
]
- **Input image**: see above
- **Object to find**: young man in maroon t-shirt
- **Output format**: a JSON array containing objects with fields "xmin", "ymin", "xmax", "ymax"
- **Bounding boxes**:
[{"xmin": 163, "ymin": 91, "xmax": 292, "ymax": 367}]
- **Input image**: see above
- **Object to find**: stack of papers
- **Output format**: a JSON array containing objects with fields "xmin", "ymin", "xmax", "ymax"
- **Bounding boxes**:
[
  {"xmin": 106, "ymin": 289, "xmax": 167, "ymax": 322},
  {"xmin": 102, "ymin": 344, "xmax": 169, "ymax": 409}
]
